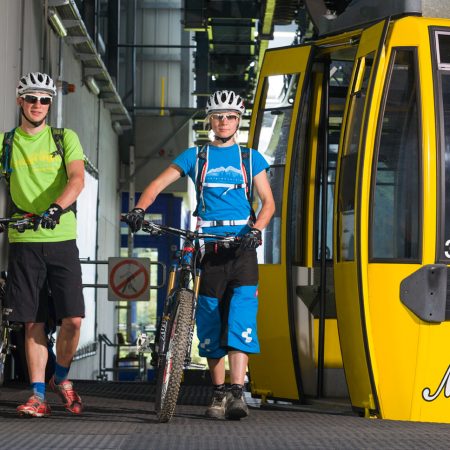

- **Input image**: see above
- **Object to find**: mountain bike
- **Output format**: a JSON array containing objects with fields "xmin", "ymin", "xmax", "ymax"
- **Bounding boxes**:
[
  {"xmin": 132, "ymin": 220, "xmax": 240, "ymax": 423},
  {"xmin": 0, "ymin": 215, "xmax": 40, "ymax": 385}
]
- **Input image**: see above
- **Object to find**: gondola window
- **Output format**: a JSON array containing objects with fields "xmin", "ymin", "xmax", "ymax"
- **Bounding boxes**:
[
  {"xmin": 253, "ymin": 74, "xmax": 299, "ymax": 264},
  {"xmin": 370, "ymin": 49, "xmax": 421, "ymax": 261}
]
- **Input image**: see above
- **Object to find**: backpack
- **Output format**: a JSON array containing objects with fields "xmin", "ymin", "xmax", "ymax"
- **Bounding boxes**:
[
  {"xmin": 1, "ymin": 127, "xmax": 75, "ymax": 214},
  {"xmin": 2, "ymin": 127, "xmax": 66, "ymax": 181},
  {"xmin": 193, "ymin": 145, "xmax": 256, "ymax": 221}
]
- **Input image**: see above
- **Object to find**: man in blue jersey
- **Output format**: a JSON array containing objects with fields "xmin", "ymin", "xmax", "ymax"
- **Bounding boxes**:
[{"xmin": 125, "ymin": 90, "xmax": 275, "ymax": 420}]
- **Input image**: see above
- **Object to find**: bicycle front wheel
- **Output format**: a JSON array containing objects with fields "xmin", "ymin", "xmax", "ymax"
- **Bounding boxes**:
[
  {"xmin": 0, "ymin": 324, "xmax": 9, "ymax": 386},
  {"xmin": 155, "ymin": 288, "xmax": 194, "ymax": 423}
]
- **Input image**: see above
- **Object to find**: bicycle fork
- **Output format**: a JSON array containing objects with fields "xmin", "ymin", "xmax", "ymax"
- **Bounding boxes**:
[
  {"xmin": 152, "ymin": 264, "xmax": 178, "ymax": 367},
  {"xmin": 184, "ymin": 269, "xmax": 201, "ymax": 367},
  {"xmin": 154, "ymin": 267, "xmax": 201, "ymax": 369}
]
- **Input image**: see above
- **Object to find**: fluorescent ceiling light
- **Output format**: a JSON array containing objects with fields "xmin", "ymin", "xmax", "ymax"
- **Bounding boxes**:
[
  {"xmin": 48, "ymin": 9, "xmax": 67, "ymax": 38},
  {"xmin": 85, "ymin": 76, "xmax": 100, "ymax": 96},
  {"xmin": 113, "ymin": 121, "xmax": 123, "ymax": 135}
]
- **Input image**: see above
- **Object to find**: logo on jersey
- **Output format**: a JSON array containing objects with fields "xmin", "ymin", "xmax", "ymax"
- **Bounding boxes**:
[{"xmin": 206, "ymin": 166, "xmax": 243, "ymax": 183}]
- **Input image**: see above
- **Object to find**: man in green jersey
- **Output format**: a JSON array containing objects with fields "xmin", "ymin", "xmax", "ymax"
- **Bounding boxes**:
[{"xmin": 0, "ymin": 72, "xmax": 85, "ymax": 417}]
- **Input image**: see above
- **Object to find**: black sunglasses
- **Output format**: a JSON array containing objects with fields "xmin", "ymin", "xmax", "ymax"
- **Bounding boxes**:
[{"xmin": 22, "ymin": 95, "xmax": 52, "ymax": 105}]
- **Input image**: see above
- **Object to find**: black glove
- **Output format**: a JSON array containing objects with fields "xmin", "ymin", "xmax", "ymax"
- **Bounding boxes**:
[
  {"xmin": 40, "ymin": 203, "xmax": 64, "ymax": 230},
  {"xmin": 125, "ymin": 208, "xmax": 145, "ymax": 233},
  {"xmin": 0, "ymin": 222, "xmax": 5, "ymax": 233},
  {"xmin": 241, "ymin": 228, "xmax": 262, "ymax": 250}
]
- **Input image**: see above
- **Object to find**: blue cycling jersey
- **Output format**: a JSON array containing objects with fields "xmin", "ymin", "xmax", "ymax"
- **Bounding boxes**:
[{"xmin": 172, "ymin": 144, "xmax": 269, "ymax": 236}]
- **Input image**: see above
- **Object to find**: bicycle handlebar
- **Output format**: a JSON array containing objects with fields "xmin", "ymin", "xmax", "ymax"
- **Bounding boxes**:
[
  {"xmin": 146, "ymin": 220, "xmax": 241, "ymax": 243},
  {"xmin": 121, "ymin": 216, "xmax": 241, "ymax": 245},
  {"xmin": 0, "ymin": 214, "xmax": 41, "ymax": 232}
]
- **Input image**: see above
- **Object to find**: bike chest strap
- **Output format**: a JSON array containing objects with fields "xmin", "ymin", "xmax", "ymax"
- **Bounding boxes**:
[
  {"xmin": 193, "ymin": 144, "xmax": 256, "ymax": 223},
  {"xmin": 196, "ymin": 218, "xmax": 251, "ymax": 228},
  {"xmin": 1, "ymin": 127, "xmax": 75, "ymax": 215}
]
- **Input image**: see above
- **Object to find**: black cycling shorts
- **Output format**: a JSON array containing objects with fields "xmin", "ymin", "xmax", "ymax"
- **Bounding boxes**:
[
  {"xmin": 199, "ymin": 246, "xmax": 259, "ymax": 299},
  {"xmin": 5, "ymin": 240, "xmax": 85, "ymax": 323}
]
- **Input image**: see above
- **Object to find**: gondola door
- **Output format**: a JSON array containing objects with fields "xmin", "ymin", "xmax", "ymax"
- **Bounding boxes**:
[
  {"xmin": 365, "ymin": 18, "xmax": 450, "ymax": 423},
  {"xmin": 247, "ymin": 46, "xmax": 313, "ymax": 400},
  {"xmin": 334, "ymin": 20, "xmax": 389, "ymax": 416}
]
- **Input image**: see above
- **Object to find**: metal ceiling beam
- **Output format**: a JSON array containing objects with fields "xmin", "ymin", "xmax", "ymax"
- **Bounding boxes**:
[{"xmin": 50, "ymin": 0, "xmax": 132, "ymax": 126}]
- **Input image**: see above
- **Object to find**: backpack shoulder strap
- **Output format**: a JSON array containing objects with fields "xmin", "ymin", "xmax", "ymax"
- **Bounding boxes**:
[
  {"xmin": 50, "ymin": 127, "xmax": 68, "ymax": 176},
  {"xmin": 1, "ymin": 128, "xmax": 30, "ymax": 214},
  {"xmin": 240, "ymin": 146, "xmax": 253, "ymax": 202},
  {"xmin": 51, "ymin": 127, "xmax": 65, "ymax": 158},
  {"xmin": 240, "ymin": 146, "xmax": 256, "ymax": 222},
  {"xmin": 1, "ymin": 128, "xmax": 17, "ymax": 182},
  {"xmin": 193, "ymin": 145, "xmax": 207, "ymax": 217},
  {"xmin": 50, "ymin": 127, "xmax": 76, "ymax": 214}
]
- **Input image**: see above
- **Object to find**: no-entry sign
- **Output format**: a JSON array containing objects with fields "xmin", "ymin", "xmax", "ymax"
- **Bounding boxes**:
[{"xmin": 108, "ymin": 257, "xmax": 151, "ymax": 301}]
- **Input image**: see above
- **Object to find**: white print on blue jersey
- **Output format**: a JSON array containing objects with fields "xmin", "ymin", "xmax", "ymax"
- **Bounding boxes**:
[
  {"xmin": 172, "ymin": 144, "xmax": 269, "ymax": 236},
  {"xmin": 207, "ymin": 165, "xmax": 242, "ymax": 180}
]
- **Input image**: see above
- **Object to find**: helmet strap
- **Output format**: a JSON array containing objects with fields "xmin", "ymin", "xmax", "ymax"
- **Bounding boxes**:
[
  {"xmin": 21, "ymin": 107, "xmax": 47, "ymax": 128},
  {"xmin": 214, "ymin": 134, "xmax": 235, "ymax": 143}
]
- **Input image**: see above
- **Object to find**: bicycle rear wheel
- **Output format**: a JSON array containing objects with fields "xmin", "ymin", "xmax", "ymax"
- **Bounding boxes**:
[
  {"xmin": 155, "ymin": 288, "xmax": 194, "ymax": 423},
  {"xmin": 0, "ymin": 351, "xmax": 6, "ymax": 386}
]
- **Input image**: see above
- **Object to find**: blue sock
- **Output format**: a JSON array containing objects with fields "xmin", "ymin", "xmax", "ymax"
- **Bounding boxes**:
[
  {"xmin": 54, "ymin": 362, "xmax": 70, "ymax": 384},
  {"xmin": 32, "ymin": 382, "xmax": 46, "ymax": 400}
]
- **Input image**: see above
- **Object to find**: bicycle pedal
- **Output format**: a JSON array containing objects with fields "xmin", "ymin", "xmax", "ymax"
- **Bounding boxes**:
[
  {"xmin": 150, "ymin": 352, "xmax": 159, "ymax": 367},
  {"xmin": 2, "ymin": 308, "xmax": 12, "ymax": 316}
]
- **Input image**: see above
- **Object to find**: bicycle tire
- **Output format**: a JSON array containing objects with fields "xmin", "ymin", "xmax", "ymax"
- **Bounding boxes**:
[
  {"xmin": 155, "ymin": 288, "xmax": 194, "ymax": 423},
  {"xmin": 0, "ymin": 293, "xmax": 6, "ymax": 386},
  {"xmin": 0, "ymin": 353, "xmax": 5, "ymax": 386},
  {"xmin": 0, "ymin": 324, "xmax": 8, "ymax": 387}
]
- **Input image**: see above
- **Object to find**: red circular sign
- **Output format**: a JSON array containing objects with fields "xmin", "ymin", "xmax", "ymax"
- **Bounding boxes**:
[{"xmin": 109, "ymin": 259, "xmax": 149, "ymax": 300}]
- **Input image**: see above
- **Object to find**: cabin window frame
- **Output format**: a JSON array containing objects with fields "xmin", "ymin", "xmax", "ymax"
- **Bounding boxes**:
[
  {"xmin": 369, "ymin": 46, "xmax": 423, "ymax": 263},
  {"xmin": 252, "ymin": 73, "xmax": 300, "ymax": 264},
  {"xmin": 337, "ymin": 53, "xmax": 374, "ymax": 261},
  {"xmin": 431, "ymin": 28, "xmax": 450, "ymax": 263}
]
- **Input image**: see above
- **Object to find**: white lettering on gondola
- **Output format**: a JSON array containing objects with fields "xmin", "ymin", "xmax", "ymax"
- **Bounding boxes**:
[
  {"xmin": 422, "ymin": 365, "xmax": 450, "ymax": 401},
  {"xmin": 445, "ymin": 239, "xmax": 450, "ymax": 258}
]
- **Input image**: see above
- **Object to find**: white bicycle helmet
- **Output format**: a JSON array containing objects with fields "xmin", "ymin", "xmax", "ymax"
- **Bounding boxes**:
[
  {"xmin": 206, "ymin": 90, "xmax": 245, "ymax": 115},
  {"xmin": 16, "ymin": 72, "xmax": 57, "ymax": 97}
]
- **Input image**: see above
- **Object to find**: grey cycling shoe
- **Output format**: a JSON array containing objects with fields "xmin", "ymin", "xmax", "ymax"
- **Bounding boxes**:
[
  {"xmin": 205, "ymin": 387, "xmax": 227, "ymax": 419},
  {"xmin": 225, "ymin": 384, "xmax": 249, "ymax": 420}
]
